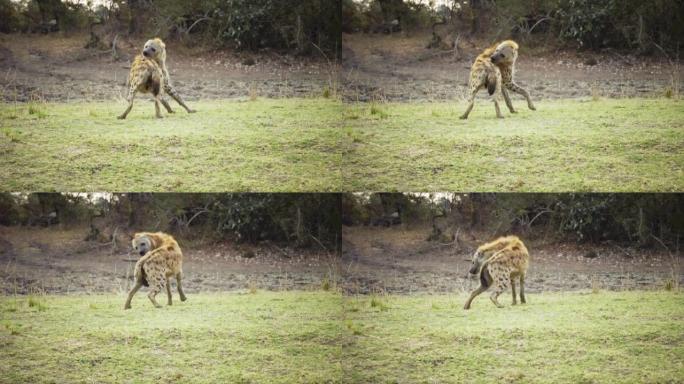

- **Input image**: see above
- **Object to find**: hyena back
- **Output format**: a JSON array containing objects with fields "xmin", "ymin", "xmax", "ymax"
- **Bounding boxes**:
[{"xmin": 464, "ymin": 235, "xmax": 529, "ymax": 309}]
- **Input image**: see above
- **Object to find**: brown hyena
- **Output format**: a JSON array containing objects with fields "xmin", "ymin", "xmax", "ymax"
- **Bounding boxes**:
[
  {"xmin": 463, "ymin": 235, "xmax": 529, "ymax": 309},
  {"xmin": 460, "ymin": 40, "xmax": 536, "ymax": 119},
  {"xmin": 118, "ymin": 38, "xmax": 196, "ymax": 119},
  {"xmin": 124, "ymin": 232, "xmax": 187, "ymax": 309}
]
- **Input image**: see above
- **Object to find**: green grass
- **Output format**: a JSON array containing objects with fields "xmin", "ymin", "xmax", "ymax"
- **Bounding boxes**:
[
  {"xmin": 0, "ymin": 99, "xmax": 343, "ymax": 191},
  {"xmin": 343, "ymin": 291, "xmax": 684, "ymax": 383},
  {"xmin": 0, "ymin": 291, "xmax": 343, "ymax": 383},
  {"xmin": 343, "ymin": 98, "xmax": 684, "ymax": 191},
  {"xmin": 1, "ymin": 291, "xmax": 681, "ymax": 383}
]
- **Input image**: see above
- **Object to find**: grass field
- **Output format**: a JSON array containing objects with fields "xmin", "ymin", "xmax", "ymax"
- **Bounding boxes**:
[
  {"xmin": 0, "ymin": 99, "xmax": 343, "ymax": 191},
  {"xmin": 342, "ymin": 98, "xmax": 684, "ymax": 191},
  {"xmin": 0, "ymin": 291, "xmax": 344, "ymax": 383},
  {"xmin": 1, "ymin": 291, "xmax": 681, "ymax": 383},
  {"xmin": 344, "ymin": 291, "xmax": 684, "ymax": 383}
]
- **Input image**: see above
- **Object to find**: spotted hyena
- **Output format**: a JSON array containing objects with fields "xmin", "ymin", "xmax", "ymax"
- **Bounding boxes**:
[
  {"xmin": 460, "ymin": 40, "xmax": 536, "ymax": 119},
  {"xmin": 124, "ymin": 232, "xmax": 187, "ymax": 309},
  {"xmin": 463, "ymin": 235, "xmax": 529, "ymax": 309},
  {"xmin": 118, "ymin": 38, "xmax": 196, "ymax": 119}
]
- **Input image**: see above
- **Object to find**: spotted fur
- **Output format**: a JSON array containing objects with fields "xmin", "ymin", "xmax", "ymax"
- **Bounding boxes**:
[
  {"xmin": 460, "ymin": 40, "xmax": 536, "ymax": 119},
  {"xmin": 118, "ymin": 38, "xmax": 196, "ymax": 119},
  {"xmin": 124, "ymin": 232, "xmax": 187, "ymax": 309},
  {"xmin": 463, "ymin": 236, "xmax": 529, "ymax": 309}
]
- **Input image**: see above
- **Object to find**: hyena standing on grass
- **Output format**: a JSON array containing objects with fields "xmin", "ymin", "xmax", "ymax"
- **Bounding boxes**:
[
  {"xmin": 463, "ymin": 235, "xmax": 529, "ymax": 309},
  {"xmin": 124, "ymin": 232, "xmax": 187, "ymax": 309},
  {"xmin": 460, "ymin": 40, "xmax": 536, "ymax": 119},
  {"xmin": 118, "ymin": 38, "xmax": 196, "ymax": 119}
]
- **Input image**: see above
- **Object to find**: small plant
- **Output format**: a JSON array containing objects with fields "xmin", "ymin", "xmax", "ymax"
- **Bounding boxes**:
[
  {"xmin": 591, "ymin": 84, "xmax": 600, "ymax": 101},
  {"xmin": 322, "ymin": 86, "xmax": 331, "ymax": 99},
  {"xmin": 27, "ymin": 296, "xmax": 47, "ymax": 311},
  {"xmin": 345, "ymin": 320, "xmax": 362, "ymax": 336},
  {"xmin": 369, "ymin": 103, "xmax": 388, "ymax": 119},
  {"xmin": 370, "ymin": 296, "xmax": 389, "ymax": 311},
  {"xmin": 28, "ymin": 103, "xmax": 48, "ymax": 118},
  {"xmin": 247, "ymin": 280, "xmax": 258, "ymax": 294},
  {"xmin": 248, "ymin": 83, "xmax": 258, "ymax": 101},
  {"xmin": 2, "ymin": 128, "xmax": 21, "ymax": 143},
  {"xmin": 321, "ymin": 278, "xmax": 330, "ymax": 291},
  {"xmin": 4, "ymin": 323, "xmax": 20, "ymax": 335},
  {"xmin": 591, "ymin": 276, "xmax": 600, "ymax": 294}
]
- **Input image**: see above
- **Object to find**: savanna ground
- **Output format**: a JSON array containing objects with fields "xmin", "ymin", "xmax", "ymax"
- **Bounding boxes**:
[
  {"xmin": 0, "ymin": 33, "xmax": 342, "ymax": 191},
  {"xmin": 342, "ymin": 225, "xmax": 682, "ymax": 295},
  {"xmin": 1, "ymin": 226, "xmax": 682, "ymax": 383},
  {"xmin": 342, "ymin": 32, "xmax": 684, "ymax": 191}
]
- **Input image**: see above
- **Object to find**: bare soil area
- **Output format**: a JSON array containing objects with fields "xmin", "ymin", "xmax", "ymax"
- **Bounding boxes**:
[
  {"xmin": 341, "ymin": 225, "xmax": 682, "ymax": 295},
  {"xmin": 0, "ymin": 226, "xmax": 333, "ymax": 295},
  {"xmin": 342, "ymin": 32, "xmax": 682, "ymax": 102},
  {"xmin": 1, "ymin": 226, "xmax": 681, "ymax": 296},
  {"xmin": 0, "ymin": 33, "xmax": 330, "ymax": 102}
]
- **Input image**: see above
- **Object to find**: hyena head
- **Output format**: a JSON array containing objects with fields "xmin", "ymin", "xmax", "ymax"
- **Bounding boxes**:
[
  {"xmin": 132, "ymin": 233, "xmax": 154, "ymax": 256},
  {"xmin": 142, "ymin": 38, "xmax": 166, "ymax": 64},
  {"xmin": 490, "ymin": 40, "xmax": 518, "ymax": 66},
  {"xmin": 468, "ymin": 249, "xmax": 490, "ymax": 275}
]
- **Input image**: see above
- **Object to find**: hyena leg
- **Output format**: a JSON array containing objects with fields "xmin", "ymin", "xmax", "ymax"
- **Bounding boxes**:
[
  {"xmin": 147, "ymin": 275, "xmax": 164, "ymax": 308},
  {"xmin": 464, "ymin": 285, "xmax": 487, "ymax": 310},
  {"xmin": 124, "ymin": 281, "xmax": 142, "ymax": 309},
  {"xmin": 492, "ymin": 77, "xmax": 504, "ymax": 119},
  {"xmin": 511, "ymin": 277, "xmax": 517, "ymax": 305},
  {"xmin": 154, "ymin": 95, "xmax": 163, "ymax": 119},
  {"xmin": 489, "ymin": 275, "xmax": 508, "ymax": 308},
  {"xmin": 117, "ymin": 89, "xmax": 137, "ymax": 120},
  {"xmin": 164, "ymin": 84, "xmax": 196, "ymax": 113},
  {"xmin": 166, "ymin": 277, "xmax": 173, "ymax": 305},
  {"xmin": 160, "ymin": 97, "xmax": 175, "ymax": 113},
  {"xmin": 502, "ymin": 88, "xmax": 516, "ymax": 113},
  {"xmin": 459, "ymin": 86, "xmax": 479, "ymax": 120},
  {"xmin": 507, "ymin": 82, "xmax": 536, "ymax": 110},
  {"xmin": 176, "ymin": 273, "xmax": 187, "ymax": 302},
  {"xmin": 520, "ymin": 274, "xmax": 526, "ymax": 304}
]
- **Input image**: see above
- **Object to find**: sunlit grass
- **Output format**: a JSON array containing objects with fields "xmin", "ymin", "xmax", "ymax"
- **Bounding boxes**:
[
  {"xmin": 343, "ymin": 98, "xmax": 684, "ymax": 191},
  {"xmin": 0, "ymin": 99, "xmax": 343, "ymax": 191}
]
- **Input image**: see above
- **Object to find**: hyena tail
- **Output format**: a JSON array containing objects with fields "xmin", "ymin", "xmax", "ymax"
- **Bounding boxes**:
[
  {"xmin": 479, "ymin": 261, "xmax": 493, "ymax": 288},
  {"xmin": 134, "ymin": 259, "xmax": 150, "ymax": 287},
  {"xmin": 485, "ymin": 72, "xmax": 497, "ymax": 95}
]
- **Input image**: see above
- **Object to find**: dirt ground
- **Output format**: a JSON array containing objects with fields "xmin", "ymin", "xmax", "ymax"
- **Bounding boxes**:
[
  {"xmin": 3, "ymin": 225, "xmax": 679, "ymax": 297},
  {"xmin": 0, "ymin": 33, "xmax": 330, "ymax": 102},
  {"xmin": 3, "ymin": 32, "xmax": 680, "ymax": 104},
  {"xmin": 0, "ymin": 226, "xmax": 334, "ymax": 295},
  {"xmin": 341, "ymin": 225, "xmax": 682, "ymax": 295},
  {"xmin": 342, "ymin": 32, "xmax": 683, "ymax": 102}
]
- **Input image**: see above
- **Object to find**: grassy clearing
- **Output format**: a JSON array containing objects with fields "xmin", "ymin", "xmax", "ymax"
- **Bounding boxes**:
[
  {"xmin": 343, "ymin": 98, "xmax": 684, "ymax": 191},
  {"xmin": 343, "ymin": 291, "xmax": 684, "ymax": 383},
  {"xmin": 1, "ymin": 291, "xmax": 681, "ymax": 383},
  {"xmin": 0, "ymin": 291, "xmax": 343, "ymax": 383},
  {"xmin": 0, "ymin": 99, "xmax": 342, "ymax": 191}
]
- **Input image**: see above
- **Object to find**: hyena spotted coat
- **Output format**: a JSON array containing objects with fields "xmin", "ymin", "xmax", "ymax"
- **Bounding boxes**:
[
  {"xmin": 463, "ymin": 235, "xmax": 529, "ymax": 309},
  {"xmin": 124, "ymin": 232, "xmax": 187, "ymax": 309},
  {"xmin": 118, "ymin": 38, "xmax": 196, "ymax": 119},
  {"xmin": 460, "ymin": 40, "xmax": 536, "ymax": 119}
]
